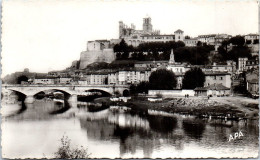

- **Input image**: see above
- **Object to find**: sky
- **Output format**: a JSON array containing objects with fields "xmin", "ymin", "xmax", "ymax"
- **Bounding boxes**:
[{"xmin": 1, "ymin": 0, "xmax": 259, "ymax": 77}]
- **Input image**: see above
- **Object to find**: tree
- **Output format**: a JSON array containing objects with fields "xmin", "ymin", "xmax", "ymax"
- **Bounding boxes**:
[
  {"xmin": 229, "ymin": 36, "xmax": 245, "ymax": 46},
  {"xmin": 136, "ymin": 81, "xmax": 150, "ymax": 94},
  {"xmin": 17, "ymin": 75, "xmax": 28, "ymax": 84},
  {"xmin": 129, "ymin": 81, "xmax": 150, "ymax": 95},
  {"xmin": 182, "ymin": 67, "xmax": 205, "ymax": 89},
  {"xmin": 114, "ymin": 39, "xmax": 132, "ymax": 60},
  {"xmin": 197, "ymin": 41, "xmax": 202, "ymax": 47},
  {"xmin": 185, "ymin": 35, "xmax": 191, "ymax": 39},
  {"xmin": 149, "ymin": 69, "xmax": 177, "ymax": 90},
  {"xmin": 253, "ymin": 39, "xmax": 259, "ymax": 44}
]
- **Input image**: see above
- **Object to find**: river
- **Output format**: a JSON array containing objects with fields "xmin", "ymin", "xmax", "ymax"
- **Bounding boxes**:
[{"xmin": 1, "ymin": 99, "xmax": 259, "ymax": 158}]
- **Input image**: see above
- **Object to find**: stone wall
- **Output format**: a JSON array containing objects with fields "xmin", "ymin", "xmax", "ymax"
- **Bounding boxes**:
[
  {"xmin": 79, "ymin": 49, "xmax": 115, "ymax": 69},
  {"xmin": 148, "ymin": 90, "xmax": 195, "ymax": 97}
]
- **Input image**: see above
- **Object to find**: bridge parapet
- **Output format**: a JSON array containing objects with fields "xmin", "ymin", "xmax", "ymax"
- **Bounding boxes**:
[
  {"xmin": 3, "ymin": 84, "xmax": 129, "ymax": 88},
  {"xmin": 3, "ymin": 84, "xmax": 130, "ymax": 99}
]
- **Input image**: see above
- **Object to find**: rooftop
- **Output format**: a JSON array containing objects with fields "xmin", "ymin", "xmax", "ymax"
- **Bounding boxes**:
[
  {"xmin": 204, "ymin": 71, "xmax": 231, "ymax": 75},
  {"xmin": 194, "ymin": 83, "xmax": 230, "ymax": 91},
  {"xmin": 174, "ymin": 29, "xmax": 184, "ymax": 33}
]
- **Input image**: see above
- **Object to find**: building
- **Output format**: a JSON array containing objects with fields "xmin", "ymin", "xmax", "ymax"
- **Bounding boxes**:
[
  {"xmin": 108, "ymin": 72, "xmax": 119, "ymax": 85},
  {"xmin": 58, "ymin": 77, "xmax": 72, "ymax": 84},
  {"xmin": 174, "ymin": 29, "xmax": 184, "ymax": 42},
  {"xmin": 140, "ymin": 34, "xmax": 175, "ymax": 43},
  {"xmin": 184, "ymin": 38, "xmax": 198, "ymax": 47},
  {"xmin": 33, "ymin": 76, "xmax": 56, "ymax": 84},
  {"xmin": 238, "ymin": 57, "xmax": 248, "ymax": 72},
  {"xmin": 198, "ymin": 34, "xmax": 216, "ymax": 45},
  {"xmin": 85, "ymin": 74, "xmax": 108, "ymax": 85},
  {"xmin": 134, "ymin": 60, "xmax": 168, "ymax": 69},
  {"xmin": 244, "ymin": 33, "xmax": 259, "ymax": 44},
  {"xmin": 79, "ymin": 40, "xmax": 115, "ymax": 69},
  {"xmin": 194, "ymin": 83, "xmax": 230, "ymax": 97},
  {"xmin": 246, "ymin": 69, "xmax": 259, "ymax": 95},
  {"xmin": 210, "ymin": 61, "xmax": 236, "ymax": 74},
  {"xmin": 117, "ymin": 69, "xmax": 151, "ymax": 85},
  {"xmin": 116, "ymin": 17, "xmax": 184, "ymax": 47},
  {"xmin": 204, "ymin": 71, "xmax": 231, "ymax": 88},
  {"xmin": 167, "ymin": 49, "xmax": 187, "ymax": 73},
  {"xmin": 247, "ymin": 79, "xmax": 259, "ymax": 95},
  {"xmin": 245, "ymin": 57, "xmax": 259, "ymax": 71},
  {"xmin": 197, "ymin": 34, "xmax": 231, "ymax": 50}
]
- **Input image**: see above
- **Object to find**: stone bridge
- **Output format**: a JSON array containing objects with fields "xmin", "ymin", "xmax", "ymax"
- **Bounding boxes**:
[{"xmin": 2, "ymin": 84, "xmax": 129, "ymax": 103}]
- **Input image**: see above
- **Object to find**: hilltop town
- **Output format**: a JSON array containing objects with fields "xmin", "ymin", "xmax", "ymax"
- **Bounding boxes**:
[{"xmin": 3, "ymin": 16, "xmax": 259, "ymax": 99}]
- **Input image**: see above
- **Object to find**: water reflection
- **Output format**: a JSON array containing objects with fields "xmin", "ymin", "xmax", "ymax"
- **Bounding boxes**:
[
  {"xmin": 1, "ymin": 99, "xmax": 259, "ymax": 158},
  {"xmin": 147, "ymin": 115, "xmax": 177, "ymax": 134},
  {"xmin": 49, "ymin": 100, "xmax": 71, "ymax": 114},
  {"xmin": 3, "ymin": 99, "xmax": 73, "ymax": 120},
  {"xmin": 182, "ymin": 118, "xmax": 206, "ymax": 140}
]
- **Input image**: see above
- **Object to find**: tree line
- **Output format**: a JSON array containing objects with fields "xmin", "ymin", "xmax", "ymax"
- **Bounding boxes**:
[
  {"xmin": 130, "ymin": 68, "xmax": 205, "ymax": 95},
  {"xmin": 114, "ymin": 39, "xmax": 214, "ymax": 65},
  {"xmin": 216, "ymin": 35, "xmax": 255, "ymax": 63}
]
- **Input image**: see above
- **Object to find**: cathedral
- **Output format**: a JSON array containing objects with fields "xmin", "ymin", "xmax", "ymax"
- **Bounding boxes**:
[{"xmin": 113, "ymin": 16, "xmax": 184, "ymax": 47}]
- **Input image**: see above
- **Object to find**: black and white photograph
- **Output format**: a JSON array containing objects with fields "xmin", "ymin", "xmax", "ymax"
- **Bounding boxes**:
[{"xmin": 1, "ymin": 0, "xmax": 259, "ymax": 159}]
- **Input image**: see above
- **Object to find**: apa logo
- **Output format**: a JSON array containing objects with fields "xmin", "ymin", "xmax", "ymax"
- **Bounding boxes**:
[{"xmin": 228, "ymin": 131, "xmax": 244, "ymax": 141}]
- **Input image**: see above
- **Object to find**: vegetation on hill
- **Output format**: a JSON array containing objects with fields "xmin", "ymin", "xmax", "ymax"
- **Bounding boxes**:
[
  {"xmin": 113, "ymin": 39, "xmax": 214, "ymax": 65},
  {"xmin": 86, "ymin": 60, "xmax": 136, "ymax": 71},
  {"xmin": 217, "ymin": 35, "xmax": 253, "ymax": 63}
]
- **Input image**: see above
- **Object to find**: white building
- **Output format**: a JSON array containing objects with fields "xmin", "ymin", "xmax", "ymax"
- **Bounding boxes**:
[
  {"xmin": 238, "ymin": 57, "xmax": 248, "ymax": 72},
  {"xmin": 184, "ymin": 38, "xmax": 198, "ymax": 47}
]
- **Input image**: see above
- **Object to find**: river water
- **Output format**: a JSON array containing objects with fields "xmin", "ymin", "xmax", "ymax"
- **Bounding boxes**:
[{"xmin": 1, "ymin": 99, "xmax": 259, "ymax": 159}]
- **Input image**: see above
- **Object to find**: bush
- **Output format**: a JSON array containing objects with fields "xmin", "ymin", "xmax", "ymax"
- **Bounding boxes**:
[{"xmin": 54, "ymin": 135, "xmax": 90, "ymax": 159}]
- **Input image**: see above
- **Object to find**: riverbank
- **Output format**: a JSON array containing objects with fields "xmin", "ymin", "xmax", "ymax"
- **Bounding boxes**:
[{"xmin": 126, "ymin": 96, "xmax": 259, "ymax": 120}]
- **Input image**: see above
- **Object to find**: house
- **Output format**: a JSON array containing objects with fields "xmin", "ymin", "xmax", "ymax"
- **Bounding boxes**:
[
  {"xmin": 85, "ymin": 73, "xmax": 108, "ymax": 85},
  {"xmin": 244, "ymin": 33, "xmax": 259, "ymax": 44},
  {"xmin": 198, "ymin": 34, "xmax": 216, "ymax": 45},
  {"xmin": 184, "ymin": 38, "xmax": 198, "ymax": 47},
  {"xmin": 204, "ymin": 71, "xmax": 231, "ymax": 88},
  {"xmin": 246, "ymin": 69, "xmax": 259, "ymax": 95},
  {"xmin": 33, "ymin": 76, "xmax": 56, "ymax": 84},
  {"xmin": 247, "ymin": 79, "xmax": 259, "ymax": 95},
  {"xmin": 245, "ymin": 57, "xmax": 259, "ymax": 71},
  {"xmin": 194, "ymin": 84, "xmax": 230, "ymax": 97},
  {"xmin": 134, "ymin": 60, "xmax": 168, "ymax": 68},
  {"xmin": 117, "ymin": 68, "xmax": 151, "ymax": 85},
  {"xmin": 238, "ymin": 57, "xmax": 248, "ymax": 72}
]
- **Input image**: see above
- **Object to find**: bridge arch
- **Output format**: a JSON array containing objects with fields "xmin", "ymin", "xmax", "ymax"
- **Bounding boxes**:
[
  {"xmin": 84, "ymin": 89, "xmax": 112, "ymax": 97},
  {"xmin": 34, "ymin": 89, "xmax": 72, "ymax": 96},
  {"xmin": 8, "ymin": 89, "xmax": 27, "ymax": 101},
  {"xmin": 122, "ymin": 89, "xmax": 130, "ymax": 97}
]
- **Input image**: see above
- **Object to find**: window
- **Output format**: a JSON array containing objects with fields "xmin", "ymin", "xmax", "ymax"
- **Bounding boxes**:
[{"xmin": 220, "ymin": 77, "xmax": 223, "ymax": 80}]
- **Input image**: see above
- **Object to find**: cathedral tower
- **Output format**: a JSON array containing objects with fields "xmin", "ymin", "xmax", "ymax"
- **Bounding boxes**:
[
  {"xmin": 119, "ymin": 21, "xmax": 124, "ymax": 38},
  {"xmin": 143, "ymin": 17, "xmax": 153, "ymax": 33}
]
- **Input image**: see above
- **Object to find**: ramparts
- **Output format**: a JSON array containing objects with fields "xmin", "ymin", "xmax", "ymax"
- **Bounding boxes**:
[{"xmin": 79, "ymin": 49, "xmax": 115, "ymax": 69}]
